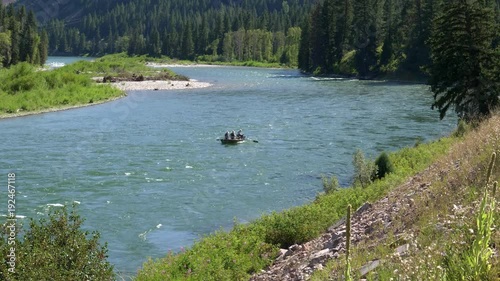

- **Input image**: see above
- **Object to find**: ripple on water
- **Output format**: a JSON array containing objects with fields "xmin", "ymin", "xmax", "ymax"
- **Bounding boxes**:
[{"xmin": 2, "ymin": 63, "xmax": 456, "ymax": 274}]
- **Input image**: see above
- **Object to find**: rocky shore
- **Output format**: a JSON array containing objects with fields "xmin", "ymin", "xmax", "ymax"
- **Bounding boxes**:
[{"xmin": 250, "ymin": 163, "xmax": 446, "ymax": 280}]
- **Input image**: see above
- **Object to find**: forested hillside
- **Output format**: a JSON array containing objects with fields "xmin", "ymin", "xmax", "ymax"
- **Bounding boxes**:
[
  {"xmin": 0, "ymin": 4, "xmax": 48, "ymax": 67},
  {"xmin": 298, "ymin": 0, "xmax": 499, "ymax": 78},
  {"xmin": 15, "ymin": 0, "xmax": 316, "ymax": 65}
]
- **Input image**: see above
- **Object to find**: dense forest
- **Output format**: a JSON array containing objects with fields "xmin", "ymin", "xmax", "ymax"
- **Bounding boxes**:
[
  {"xmin": 15, "ymin": 0, "xmax": 316, "ymax": 66},
  {"xmin": 0, "ymin": 4, "xmax": 48, "ymax": 67},
  {"xmin": 298, "ymin": 0, "xmax": 499, "ymax": 79}
]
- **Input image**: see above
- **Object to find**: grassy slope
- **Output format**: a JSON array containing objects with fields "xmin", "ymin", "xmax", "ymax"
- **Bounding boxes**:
[
  {"xmin": 0, "ymin": 54, "xmax": 191, "ymax": 118},
  {"xmin": 311, "ymin": 116, "xmax": 500, "ymax": 280},
  {"xmin": 135, "ymin": 122, "xmax": 467, "ymax": 280},
  {"xmin": 0, "ymin": 62, "xmax": 124, "ymax": 117}
]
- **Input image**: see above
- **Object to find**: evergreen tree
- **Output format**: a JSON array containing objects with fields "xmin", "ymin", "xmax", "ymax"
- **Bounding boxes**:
[
  {"xmin": 38, "ymin": 29, "xmax": 48, "ymax": 64},
  {"xmin": 429, "ymin": 0, "xmax": 499, "ymax": 120},
  {"xmin": 352, "ymin": 0, "xmax": 381, "ymax": 77},
  {"xmin": 332, "ymin": 0, "xmax": 353, "ymax": 62},
  {"xmin": 149, "ymin": 27, "xmax": 161, "ymax": 57},
  {"xmin": 0, "ymin": 31, "xmax": 12, "ymax": 67},
  {"xmin": 181, "ymin": 22, "xmax": 195, "ymax": 60},
  {"xmin": 298, "ymin": 18, "xmax": 311, "ymax": 71}
]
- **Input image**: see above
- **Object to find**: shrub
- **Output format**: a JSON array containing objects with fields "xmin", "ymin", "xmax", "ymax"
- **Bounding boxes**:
[
  {"xmin": 453, "ymin": 119, "xmax": 471, "ymax": 137},
  {"xmin": 0, "ymin": 204, "xmax": 114, "ymax": 280},
  {"xmin": 374, "ymin": 152, "xmax": 394, "ymax": 179},
  {"xmin": 352, "ymin": 149, "xmax": 377, "ymax": 188},
  {"xmin": 322, "ymin": 175, "xmax": 340, "ymax": 194}
]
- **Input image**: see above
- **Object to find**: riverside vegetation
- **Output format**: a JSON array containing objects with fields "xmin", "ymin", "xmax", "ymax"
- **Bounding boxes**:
[
  {"xmin": 0, "ymin": 54, "xmax": 192, "ymax": 117},
  {"xmin": 1, "ymin": 115, "xmax": 497, "ymax": 280},
  {"xmin": 134, "ymin": 116, "xmax": 499, "ymax": 280}
]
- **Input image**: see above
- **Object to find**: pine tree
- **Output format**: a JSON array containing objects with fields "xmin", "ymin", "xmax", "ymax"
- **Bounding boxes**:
[
  {"xmin": 298, "ymin": 18, "xmax": 311, "ymax": 71},
  {"xmin": 38, "ymin": 29, "xmax": 49, "ymax": 65},
  {"xmin": 430, "ymin": 0, "xmax": 499, "ymax": 120},
  {"xmin": 149, "ymin": 27, "xmax": 161, "ymax": 57},
  {"xmin": 352, "ymin": 0, "xmax": 381, "ymax": 77},
  {"xmin": 181, "ymin": 22, "xmax": 194, "ymax": 60}
]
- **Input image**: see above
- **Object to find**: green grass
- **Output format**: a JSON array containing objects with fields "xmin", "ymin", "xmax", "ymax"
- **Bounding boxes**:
[
  {"xmin": 136, "ymin": 133, "xmax": 457, "ymax": 280},
  {"xmin": 0, "ymin": 62, "xmax": 124, "ymax": 116},
  {"xmin": 61, "ymin": 53, "xmax": 189, "ymax": 81}
]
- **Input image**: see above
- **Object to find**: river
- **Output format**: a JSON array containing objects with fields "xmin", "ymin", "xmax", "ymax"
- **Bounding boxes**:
[{"xmin": 0, "ymin": 57, "xmax": 456, "ymax": 276}]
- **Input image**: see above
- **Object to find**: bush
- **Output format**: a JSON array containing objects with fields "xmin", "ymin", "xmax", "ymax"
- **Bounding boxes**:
[
  {"xmin": 352, "ymin": 149, "xmax": 377, "ymax": 188},
  {"xmin": 374, "ymin": 152, "xmax": 394, "ymax": 179},
  {"xmin": 322, "ymin": 175, "xmax": 340, "ymax": 194},
  {"xmin": 0, "ymin": 204, "xmax": 114, "ymax": 280},
  {"xmin": 453, "ymin": 119, "xmax": 471, "ymax": 137}
]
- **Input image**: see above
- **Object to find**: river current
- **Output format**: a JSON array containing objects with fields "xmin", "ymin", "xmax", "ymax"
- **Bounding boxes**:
[{"xmin": 0, "ymin": 57, "xmax": 456, "ymax": 275}]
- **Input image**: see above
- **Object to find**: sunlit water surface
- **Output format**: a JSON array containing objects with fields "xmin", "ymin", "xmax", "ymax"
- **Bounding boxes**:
[{"xmin": 0, "ymin": 58, "xmax": 456, "ymax": 275}]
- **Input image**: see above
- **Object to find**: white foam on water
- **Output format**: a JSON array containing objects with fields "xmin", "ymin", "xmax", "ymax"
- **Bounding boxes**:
[
  {"xmin": 46, "ymin": 62, "xmax": 66, "ymax": 69},
  {"xmin": 47, "ymin": 203, "xmax": 64, "ymax": 207}
]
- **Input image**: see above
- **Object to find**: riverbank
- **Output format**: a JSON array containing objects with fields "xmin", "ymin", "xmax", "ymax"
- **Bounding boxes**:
[
  {"xmin": 0, "ymin": 95, "xmax": 126, "ymax": 120},
  {"xmin": 135, "ymin": 114, "xmax": 499, "ymax": 280},
  {"xmin": 0, "ymin": 55, "xmax": 213, "ymax": 119},
  {"xmin": 0, "ymin": 78, "xmax": 213, "ymax": 119}
]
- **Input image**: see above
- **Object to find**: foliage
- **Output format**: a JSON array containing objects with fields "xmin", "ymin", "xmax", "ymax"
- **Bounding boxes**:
[
  {"xmin": 352, "ymin": 149, "xmax": 377, "ymax": 188},
  {"xmin": 0, "ymin": 4, "xmax": 48, "ymax": 67},
  {"xmin": 453, "ymin": 119, "xmax": 471, "ymax": 137},
  {"xmin": 0, "ymin": 62, "xmax": 123, "ymax": 115},
  {"xmin": 322, "ymin": 175, "xmax": 340, "ymax": 194},
  {"xmin": 374, "ymin": 151, "xmax": 394, "ymax": 179},
  {"xmin": 15, "ymin": 0, "xmax": 314, "ymax": 66},
  {"xmin": 442, "ymin": 170, "xmax": 497, "ymax": 280},
  {"xmin": 0, "ymin": 204, "xmax": 114, "ymax": 280},
  {"xmin": 61, "ymin": 53, "xmax": 189, "ymax": 81},
  {"xmin": 429, "ymin": 0, "xmax": 500, "ymax": 121},
  {"xmin": 299, "ymin": 0, "xmax": 442, "ymax": 78}
]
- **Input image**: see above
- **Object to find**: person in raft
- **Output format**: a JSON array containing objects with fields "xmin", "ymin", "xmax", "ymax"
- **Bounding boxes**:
[
  {"xmin": 224, "ymin": 131, "xmax": 230, "ymax": 140},
  {"xmin": 230, "ymin": 130, "xmax": 236, "ymax": 139},
  {"xmin": 236, "ymin": 129, "xmax": 244, "ymax": 139}
]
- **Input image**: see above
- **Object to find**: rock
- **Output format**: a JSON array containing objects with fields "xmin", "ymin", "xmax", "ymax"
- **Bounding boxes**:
[
  {"xmin": 289, "ymin": 244, "xmax": 301, "ymax": 252},
  {"xmin": 395, "ymin": 244, "xmax": 410, "ymax": 257},
  {"xmin": 328, "ymin": 216, "xmax": 346, "ymax": 232},
  {"xmin": 314, "ymin": 264, "xmax": 324, "ymax": 271},
  {"xmin": 359, "ymin": 259, "xmax": 381, "ymax": 277},
  {"xmin": 323, "ymin": 233, "xmax": 342, "ymax": 250},
  {"xmin": 309, "ymin": 249, "xmax": 333, "ymax": 265},
  {"xmin": 355, "ymin": 202, "xmax": 372, "ymax": 215}
]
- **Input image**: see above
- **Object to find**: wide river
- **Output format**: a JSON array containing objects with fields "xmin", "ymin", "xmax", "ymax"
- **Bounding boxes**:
[{"xmin": 1, "ymin": 57, "xmax": 455, "ymax": 276}]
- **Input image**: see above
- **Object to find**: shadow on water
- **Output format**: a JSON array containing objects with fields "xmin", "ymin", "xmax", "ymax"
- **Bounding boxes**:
[{"xmin": 360, "ymin": 80, "xmax": 428, "ymax": 87}]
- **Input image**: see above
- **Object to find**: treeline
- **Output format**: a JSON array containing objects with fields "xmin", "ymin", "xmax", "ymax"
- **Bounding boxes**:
[
  {"xmin": 21, "ymin": 0, "xmax": 316, "ymax": 65},
  {"xmin": 298, "ymin": 0, "xmax": 499, "ymax": 78},
  {"xmin": 0, "ymin": 4, "xmax": 48, "ymax": 67}
]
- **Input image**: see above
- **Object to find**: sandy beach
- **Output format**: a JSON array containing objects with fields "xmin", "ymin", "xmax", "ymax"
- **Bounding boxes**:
[
  {"xmin": 107, "ymin": 79, "xmax": 212, "ymax": 91},
  {"xmin": 145, "ymin": 62, "xmax": 222, "ymax": 68}
]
